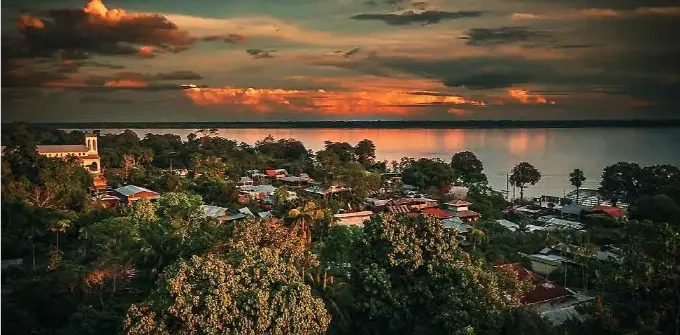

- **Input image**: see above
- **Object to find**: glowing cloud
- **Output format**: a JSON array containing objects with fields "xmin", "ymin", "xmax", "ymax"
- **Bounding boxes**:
[
  {"xmin": 17, "ymin": 15, "xmax": 44, "ymax": 29},
  {"xmin": 183, "ymin": 87, "xmax": 486, "ymax": 115},
  {"xmin": 507, "ymin": 89, "xmax": 553, "ymax": 104},
  {"xmin": 104, "ymin": 80, "xmax": 148, "ymax": 88}
]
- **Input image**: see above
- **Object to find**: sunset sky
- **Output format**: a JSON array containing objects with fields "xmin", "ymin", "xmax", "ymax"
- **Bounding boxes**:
[{"xmin": 3, "ymin": 0, "xmax": 679, "ymax": 121}]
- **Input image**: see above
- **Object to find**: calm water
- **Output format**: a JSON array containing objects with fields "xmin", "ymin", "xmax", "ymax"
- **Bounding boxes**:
[{"xmin": 95, "ymin": 128, "xmax": 680, "ymax": 199}]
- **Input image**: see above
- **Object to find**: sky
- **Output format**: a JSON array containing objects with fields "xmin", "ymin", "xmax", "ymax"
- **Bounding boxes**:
[{"xmin": 2, "ymin": 0, "xmax": 679, "ymax": 122}]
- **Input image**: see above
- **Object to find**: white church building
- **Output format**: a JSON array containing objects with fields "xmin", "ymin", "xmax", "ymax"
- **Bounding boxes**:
[{"xmin": 1, "ymin": 133, "xmax": 102, "ymax": 175}]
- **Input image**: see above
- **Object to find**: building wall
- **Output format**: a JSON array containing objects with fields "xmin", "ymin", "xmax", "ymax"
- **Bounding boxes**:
[{"xmin": 336, "ymin": 215, "xmax": 371, "ymax": 227}]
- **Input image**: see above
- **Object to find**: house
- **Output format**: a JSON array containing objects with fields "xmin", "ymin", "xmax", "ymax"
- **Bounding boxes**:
[
  {"xmin": 281, "ymin": 174, "xmax": 312, "ymax": 187},
  {"xmin": 387, "ymin": 205, "xmax": 411, "ymax": 214},
  {"xmin": 202, "ymin": 205, "xmax": 247, "ymax": 223},
  {"xmin": 92, "ymin": 193, "xmax": 121, "ymax": 208},
  {"xmin": 1, "ymin": 132, "xmax": 101, "ymax": 174},
  {"xmin": 246, "ymin": 169, "xmax": 269, "ymax": 179},
  {"xmin": 496, "ymin": 263, "xmax": 576, "ymax": 308},
  {"xmin": 236, "ymin": 176, "xmax": 254, "ymax": 188},
  {"xmin": 115, "ymin": 185, "xmax": 160, "ymax": 205},
  {"xmin": 442, "ymin": 217, "xmax": 472, "ymax": 234},
  {"xmin": 544, "ymin": 218, "xmax": 584, "ymax": 231},
  {"xmin": 334, "ymin": 211, "xmax": 374, "ymax": 227},
  {"xmin": 305, "ymin": 185, "xmax": 351, "ymax": 197},
  {"xmin": 92, "ymin": 175, "xmax": 109, "ymax": 192},
  {"xmin": 561, "ymin": 204, "xmax": 587, "ymax": 221},
  {"xmin": 388, "ymin": 197, "xmax": 438, "ymax": 211},
  {"xmin": 265, "ymin": 169, "xmax": 288, "ymax": 180},
  {"xmin": 258, "ymin": 211, "xmax": 273, "ymax": 219},
  {"xmin": 590, "ymin": 205, "xmax": 626, "ymax": 219},
  {"xmin": 421, "ymin": 207, "xmax": 454, "ymax": 219},
  {"xmin": 527, "ymin": 254, "xmax": 572, "ymax": 275},
  {"xmin": 445, "ymin": 200, "xmax": 481, "ymax": 222},
  {"xmin": 240, "ymin": 185, "xmax": 277, "ymax": 200},
  {"xmin": 496, "ymin": 219, "xmax": 520, "ymax": 232}
]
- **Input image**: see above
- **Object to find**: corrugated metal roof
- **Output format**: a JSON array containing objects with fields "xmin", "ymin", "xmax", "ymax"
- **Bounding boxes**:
[
  {"xmin": 442, "ymin": 218, "xmax": 471, "ymax": 233},
  {"xmin": 239, "ymin": 207, "xmax": 254, "ymax": 216},
  {"xmin": 258, "ymin": 211, "xmax": 272, "ymax": 218},
  {"xmin": 202, "ymin": 205, "xmax": 229, "ymax": 218},
  {"xmin": 115, "ymin": 185, "xmax": 158, "ymax": 196},
  {"xmin": 387, "ymin": 205, "xmax": 410, "ymax": 213},
  {"xmin": 496, "ymin": 219, "xmax": 519, "ymax": 231}
]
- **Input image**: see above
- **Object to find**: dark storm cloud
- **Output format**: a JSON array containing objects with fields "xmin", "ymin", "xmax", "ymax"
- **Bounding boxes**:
[
  {"xmin": 3, "ymin": 0, "xmax": 245, "ymax": 63},
  {"xmin": 351, "ymin": 10, "xmax": 484, "ymax": 26},
  {"xmin": 247, "ymin": 48, "xmax": 276, "ymax": 59},
  {"xmin": 344, "ymin": 47, "xmax": 361, "ymax": 58},
  {"xmin": 154, "ymin": 70, "xmax": 203, "ymax": 80},
  {"xmin": 200, "ymin": 34, "xmax": 247, "ymax": 44},
  {"xmin": 460, "ymin": 27, "xmax": 553, "ymax": 47},
  {"xmin": 512, "ymin": 0, "xmax": 679, "ymax": 10},
  {"xmin": 81, "ymin": 95, "xmax": 134, "ymax": 104},
  {"xmin": 444, "ymin": 72, "xmax": 533, "ymax": 89},
  {"xmin": 550, "ymin": 44, "xmax": 600, "ymax": 49},
  {"xmin": 86, "ymin": 70, "xmax": 204, "ymax": 84}
]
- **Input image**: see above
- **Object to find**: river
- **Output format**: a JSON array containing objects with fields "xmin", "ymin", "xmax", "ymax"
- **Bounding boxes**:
[{"xmin": 93, "ymin": 127, "xmax": 680, "ymax": 199}]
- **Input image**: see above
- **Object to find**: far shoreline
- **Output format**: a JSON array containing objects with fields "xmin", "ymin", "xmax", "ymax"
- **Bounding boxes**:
[{"xmin": 6, "ymin": 119, "xmax": 680, "ymax": 130}]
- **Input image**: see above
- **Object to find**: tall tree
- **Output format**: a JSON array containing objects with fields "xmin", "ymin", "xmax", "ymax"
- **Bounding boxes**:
[
  {"xmin": 348, "ymin": 213, "xmax": 531, "ymax": 334},
  {"xmin": 509, "ymin": 162, "xmax": 542, "ymax": 201},
  {"xmin": 124, "ymin": 219, "xmax": 330, "ymax": 335},
  {"xmin": 401, "ymin": 158, "xmax": 456, "ymax": 190},
  {"xmin": 599, "ymin": 162, "xmax": 641, "ymax": 205},
  {"xmin": 569, "ymin": 168, "xmax": 586, "ymax": 203},
  {"xmin": 355, "ymin": 139, "xmax": 376, "ymax": 168},
  {"xmin": 451, "ymin": 151, "xmax": 487, "ymax": 187}
]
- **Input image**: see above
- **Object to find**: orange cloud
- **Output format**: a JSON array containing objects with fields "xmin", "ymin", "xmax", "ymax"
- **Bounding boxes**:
[
  {"xmin": 507, "ymin": 89, "xmax": 554, "ymax": 105},
  {"xmin": 104, "ymin": 80, "xmax": 148, "ymax": 88},
  {"xmin": 447, "ymin": 108, "xmax": 469, "ymax": 117},
  {"xmin": 512, "ymin": 6, "xmax": 680, "ymax": 20},
  {"xmin": 17, "ymin": 15, "xmax": 44, "ymax": 29},
  {"xmin": 184, "ymin": 87, "xmax": 486, "ymax": 115},
  {"xmin": 138, "ymin": 45, "xmax": 154, "ymax": 57}
]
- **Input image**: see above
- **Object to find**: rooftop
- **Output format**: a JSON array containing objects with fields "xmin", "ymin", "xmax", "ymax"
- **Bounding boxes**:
[
  {"xmin": 496, "ymin": 263, "xmax": 574, "ymax": 305},
  {"xmin": 334, "ymin": 211, "xmax": 374, "ymax": 219},
  {"xmin": 591, "ymin": 205, "xmax": 626, "ymax": 218},
  {"xmin": 421, "ymin": 207, "xmax": 454, "ymax": 219},
  {"xmin": 115, "ymin": 185, "xmax": 158, "ymax": 197},
  {"xmin": 37, "ymin": 144, "xmax": 89, "ymax": 154},
  {"xmin": 447, "ymin": 199, "xmax": 471, "ymax": 207}
]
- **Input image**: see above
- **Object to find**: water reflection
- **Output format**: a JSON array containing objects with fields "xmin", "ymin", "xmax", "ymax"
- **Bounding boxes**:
[{"xmin": 98, "ymin": 127, "xmax": 680, "ymax": 198}]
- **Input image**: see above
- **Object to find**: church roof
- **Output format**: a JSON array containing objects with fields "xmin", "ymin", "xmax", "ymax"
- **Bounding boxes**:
[{"xmin": 37, "ymin": 145, "xmax": 89, "ymax": 153}]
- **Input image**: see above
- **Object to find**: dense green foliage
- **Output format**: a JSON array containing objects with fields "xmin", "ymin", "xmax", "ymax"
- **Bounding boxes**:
[{"xmin": 2, "ymin": 123, "xmax": 679, "ymax": 335}]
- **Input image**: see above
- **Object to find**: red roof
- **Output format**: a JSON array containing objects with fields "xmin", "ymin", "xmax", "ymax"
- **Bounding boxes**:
[
  {"xmin": 447, "ymin": 199, "xmax": 470, "ymax": 207},
  {"xmin": 421, "ymin": 207, "xmax": 453, "ymax": 219},
  {"xmin": 496, "ymin": 263, "xmax": 573, "ymax": 305},
  {"xmin": 265, "ymin": 169, "xmax": 277, "ymax": 177},
  {"xmin": 591, "ymin": 205, "xmax": 626, "ymax": 218},
  {"xmin": 456, "ymin": 209, "xmax": 480, "ymax": 218}
]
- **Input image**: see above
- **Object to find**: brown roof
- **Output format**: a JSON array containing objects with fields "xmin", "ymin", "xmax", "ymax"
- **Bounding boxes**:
[
  {"xmin": 387, "ymin": 205, "xmax": 410, "ymax": 213},
  {"xmin": 496, "ymin": 263, "xmax": 573, "ymax": 305},
  {"xmin": 421, "ymin": 207, "xmax": 453, "ymax": 219},
  {"xmin": 456, "ymin": 210, "xmax": 480, "ymax": 218},
  {"xmin": 37, "ymin": 145, "xmax": 89, "ymax": 153},
  {"xmin": 447, "ymin": 199, "xmax": 471, "ymax": 207}
]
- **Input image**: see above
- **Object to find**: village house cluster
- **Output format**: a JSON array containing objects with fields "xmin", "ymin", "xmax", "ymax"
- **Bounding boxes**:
[{"xmin": 8, "ymin": 133, "xmax": 632, "ymax": 327}]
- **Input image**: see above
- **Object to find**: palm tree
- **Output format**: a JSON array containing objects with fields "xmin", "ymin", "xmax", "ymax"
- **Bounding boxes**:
[
  {"xmin": 569, "ymin": 169, "xmax": 586, "ymax": 203},
  {"xmin": 122, "ymin": 154, "xmax": 135, "ymax": 180},
  {"xmin": 305, "ymin": 266, "xmax": 349, "ymax": 328},
  {"xmin": 470, "ymin": 228, "xmax": 486, "ymax": 251},
  {"xmin": 288, "ymin": 202, "xmax": 326, "ymax": 245}
]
